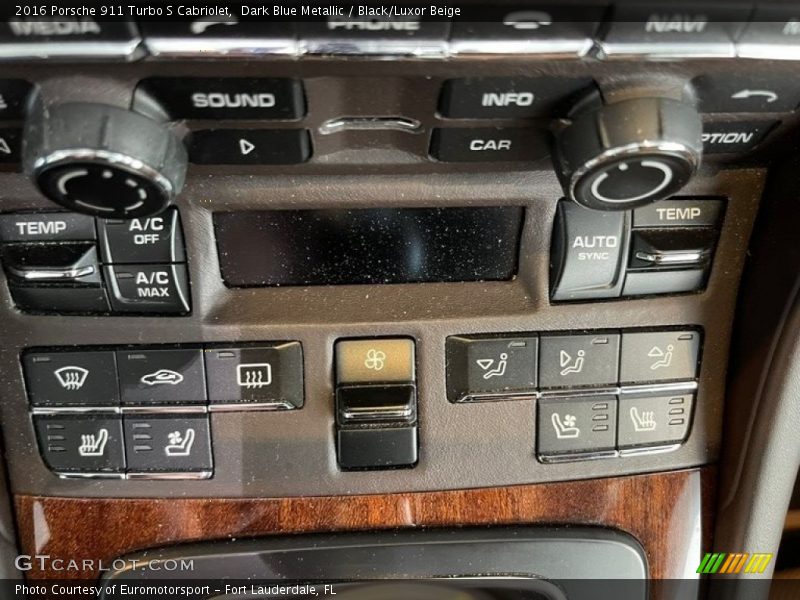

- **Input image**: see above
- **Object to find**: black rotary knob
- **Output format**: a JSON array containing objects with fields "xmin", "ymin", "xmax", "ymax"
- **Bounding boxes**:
[
  {"xmin": 554, "ymin": 97, "xmax": 703, "ymax": 211},
  {"xmin": 23, "ymin": 102, "xmax": 186, "ymax": 218}
]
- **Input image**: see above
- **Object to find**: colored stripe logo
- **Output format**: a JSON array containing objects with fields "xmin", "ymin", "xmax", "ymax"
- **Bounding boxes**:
[{"xmin": 697, "ymin": 552, "xmax": 773, "ymax": 574}]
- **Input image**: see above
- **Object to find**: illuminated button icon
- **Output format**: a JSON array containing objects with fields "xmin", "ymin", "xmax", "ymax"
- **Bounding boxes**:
[{"xmin": 236, "ymin": 363, "xmax": 272, "ymax": 389}]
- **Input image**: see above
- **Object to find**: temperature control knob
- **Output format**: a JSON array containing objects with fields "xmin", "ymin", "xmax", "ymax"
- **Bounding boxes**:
[
  {"xmin": 23, "ymin": 103, "xmax": 186, "ymax": 218},
  {"xmin": 554, "ymin": 97, "xmax": 703, "ymax": 211}
]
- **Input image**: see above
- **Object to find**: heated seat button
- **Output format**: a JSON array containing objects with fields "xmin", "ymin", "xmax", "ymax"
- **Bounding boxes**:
[
  {"xmin": 539, "ymin": 333, "xmax": 620, "ymax": 389},
  {"xmin": 446, "ymin": 335, "xmax": 538, "ymax": 402},
  {"xmin": 23, "ymin": 350, "xmax": 119, "ymax": 407},
  {"xmin": 35, "ymin": 415, "xmax": 125, "ymax": 474},
  {"xmin": 336, "ymin": 338, "xmax": 415, "ymax": 384},
  {"xmin": 98, "ymin": 208, "xmax": 185, "ymax": 264},
  {"xmin": 0, "ymin": 212, "xmax": 95, "ymax": 242},
  {"xmin": 702, "ymin": 120, "xmax": 779, "ymax": 154},
  {"xmin": 204, "ymin": 343, "xmax": 304, "ymax": 409},
  {"xmin": 618, "ymin": 393, "xmax": 694, "ymax": 449},
  {"xmin": 136, "ymin": 77, "xmax": 306, "ymax": 120},
  {"xmin": 117, "ymin": 348, "xmax": 206, "ymax": 406},
  {"xmin": 537, "ymin": 396, "xmax": 617, "ymax": 457},
  {"xmin": 188, "ymin": 129, "xmax": 311, "ymax": 165},
  {"xmin": 123, "ymin": 414, "xmax": 212, "ymax": 474},
  {"xmin": 620, "ymin": 330, "xmax": 701, "ymax": 384},
  {"xmin": 430, "ymin": 128, "xmax": 550, "ymax": 162},
  {"xmin": 439, "ymin": 77, "xmax": 597, "ymax": 119},
  {"xmin": 105, "ymin": 263, "xmax": 190, "ymax": 314},
  {"xmin": 551, "ymin": 202, "xmax": 628, "ymax": 301}
]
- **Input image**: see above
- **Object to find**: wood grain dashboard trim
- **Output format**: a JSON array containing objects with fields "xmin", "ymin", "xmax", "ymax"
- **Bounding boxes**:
[{"xmin": 15, "ymin": 468, "xmax": 713, "ymax": 584}]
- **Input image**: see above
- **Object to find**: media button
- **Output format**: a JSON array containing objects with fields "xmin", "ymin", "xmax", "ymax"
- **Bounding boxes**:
[
  {"xmin": 204, "ymin": 343, "xmax": 304, "ymax": 409},
  {"xmin": 35, "ymin": 415, "xmax": 125, "ymax": 474},
  {"xmin": 117, "ymin": 348, "xmax": 206, "ymax": 406},
  {"xmin": 0, "ymin": 19, "xmax": 141, "ymax": 60},
  {"xmin": 123, "ymin": 414, "xmax": 212, "ymax": 474},
  {"xmin": 23, "ymin": 350, "xmax": 119, "ymax": 407},
  {"xmin": 539, "ymin": 333, "xmax": 620, "ymax": 389}
]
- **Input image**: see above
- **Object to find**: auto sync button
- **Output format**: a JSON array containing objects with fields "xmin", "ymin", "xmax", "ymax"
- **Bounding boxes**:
[
  {"xmin": 551, "ymin": 202, "xmax": 628, "ymax": 301},
  {"xmin": 537, "ymin": 396, "xmax": 617, "ymax": 457},
  {"xmin": 136, "ymin": 77, "xmax": 306, "ymax": 120},
  {"xmin": 98, "ymin": 208, "xmax": 185, "ymax": 264},
  {"xmin": 439, "ymin": 77, "xmax": 597, "ymax": 119},
  {"xmin": 23, "ymin": 350, "xmax": 119, "ymax": 407},
  {"xmin": 0, "ymin": 212, "xmax": 95, "ymax": 242},
  {"xmin": 620, "ymin": 330, "xmax": 701, "ymax": 384},
  {"xmin": 105, "ymin": 263, "xmax": 190, "ymax": 314},
  {"xmin": 618, "ymin": 393, "xmax": 694, "ymax": 449},
  {"xmin": 123, "ymin": 414, "xmax": 212, "ymax": 474},
  {"xmin": 702, "ymin": 120, "xmax": 779, "ymax": 154},
  {"xmin": 539, "ymin": 333, "xmax": 620, "ymax": 389},
  {"xmin": 117, "ymin": 348, "xmax": 206, "ymax": 406},
  {"xmin": 430, "ymin": 128, "xmax": 550, "ymax": 162},
  {"xmin": 446, "ymin": 335, "xmax": 538, "ymax": 402},
  {"xmin": 35, "ymin": 415, "xmax": 125, "ymax": 474},
  {"xmin": 204, "ymin": 342, "xmax": 304, "ymax": 409}
]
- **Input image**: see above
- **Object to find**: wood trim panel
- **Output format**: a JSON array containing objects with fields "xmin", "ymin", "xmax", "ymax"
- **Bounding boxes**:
[{"xmin": 15, "ymin": 468, "xmax": 713, "ymax": 585}]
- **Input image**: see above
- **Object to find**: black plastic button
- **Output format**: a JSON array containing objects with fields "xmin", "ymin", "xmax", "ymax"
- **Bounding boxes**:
[
  {"xmin": 0, "ymin": 212, "xmax": 95, "ymax": 242},
  {"xmin": 694, "ymin": 74, "xmax": 800, "ymax": 113},
  {"xmin": 299, "ymin": 17, "xmax": 449, "ymax": 55},
  {"xmin": 0, "ymin": 79, "xmax": 32, "ymax": 119},
  {"xmin": 35, "ymin": 415, "xmax": 125, "ymax": 473},
  {"xmin": 98, "ymin": 208, "xmax": 185, "ymax": 264},
  {"xmin": 622, "ymin": 269, "xmax": 707, "ymax": 297},
  {"xmin": 439, "ymin": 77, "xmax": 597, "ymax": 119},
  {"xmin": 117, "ymin": 348, "xmax": 206, "ymax": 406},
  {"xmin": 539, "ymin": 333, "xmax": 620, "ymax": 389},
  {"xmin": 337, "ymin": 384, "xmax": 416, "ymax": 424},
  {"xmin": 620, "ymin": 331, "xmax": 701, "ymax": 384},
  {"xmin": 702, "ymin": 120, "xmax": 779, "ymax": 154},
  {"xmin": 446, "ymin": 335, "xmax": 538, "ymax": 402},
  {"xmin": 188, "ymin": 129, "xmax": 311, "ymax": 165},
  {"xmin": 449, "ymin": 5, "xmax": 603, "ymax": 55},
  {"xmin": 105, "ymin": 264, "xmax": 190, "ymax": 314},
  {"xmin": 537, "ymin": 396, "xmax": 617, "ymax": 457},
  {"xmin": 2, "ymin": 242, "xmax": 102, "ymax": 286},
  {"xmin": 551, "ymin": 203, "xmax": 628, "ymax": 301},
  {"xmin": 628, "ymin": 228, "xmax": 717, "ymax": 270},
  {"xmin": 9, "ymin": 284, "xmax": 109, "ymax": 313},
  {"xmin": 23, "ymin": 350, "xmax": 119, "ymax": 407},
  {"xmin": 123, "ymin": 414, "xmax": 212, "ymax": 473},
  {"xmin": 140, "ymin": 21, "xmax": 295, "ymax": 55},
  {"xmin": 618, "ymin": 393, "xmax": 694, "ymax": 449},
  {"xmin": 633, "ymin": 199, "xmax": 724, "ymax": 228},
  {"xmin": 0, "ymin": 128, "xmax": 21, "ymax": 163},
  {"xmin": 136, "ymin": 77, "xmax": 306, "ymax": 120},
  {"xmin": 430, "ymin": 128, "xmax": 550, "ymax": 162},
  {"xmin": 337, "ymin": 425, "xmax": 417, "ymax": 470},
  {"xmin": 204, "ymin": 343, "xmax": 304, "ymax": 409},
  {"xmin": 737, "ymin": 7, "xmax": 800, "ymax": 58}
]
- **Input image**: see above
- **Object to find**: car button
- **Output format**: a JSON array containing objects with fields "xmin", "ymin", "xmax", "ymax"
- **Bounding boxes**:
[
  {"xmin": 0, "ymin": 212, "xmax": 95, "ymax": 242},
  {"xmin": 136, "ymin": 77, "xmax": 306, "ymax": 120},
  {"xmin": 188, "ymin": 129, "xmax": 311, "ymax": 165},
  {"xmin": 105, "ymin": 263, "xmax": 190, "ymax": 314},
  {"xmin": 98, "ymin": 208, "xmax": 185, "ymax": 264},
  {"xmin": 618, "ymin": 393, "xmax": 694, "ymax": 449},
  {"xmin": 537, "ymin": 396, "xmax": 617, "ymax": 457},
  {"xmin": 551, "ymin": 202, "xmax": 628, "ymax": 301},
  {"xmin": 336, "ymin": 338, "xmax": 415, "ymax": 384},
  {"xmin": 0, "ymin": 79, "xmax": 33, "ymax": 119},
  {"xmin": 693, "ymin": 74, "xmax": 800, "ymax": 113},
  {"xmin": 430, "ymin": 128, "xmax": 550, "ymax": 162},
  {"xmin": 23, "ymin": 350, "xmax": 119, "ymax": 407},
  {"xmin": 449, "ymin": 5, "xmax": 603, "ymax": 56},
  {"xmin": 539, "ymin": 333, "xmax": 620, "ymax": 389},
  {"xmin": 0, "ymin": 19, "xmax": 141, "ymax": 60},
  {"xmin": 446, "ymin": 335, "xmax": 538, "ymax": 402},
  {"xmin": 299, "ymin": 17, "xmax": 449, "ymax": 56},
  {"xmin": 117, "ymin": 348, "xmax": 206, "ymax": 406},
  {"xmin": 620, "ymin": 330, "xmax": 701, "ymax": 384},
  {"xmin": 35, "ymin": 415, "xmax": 125, "ymax": 474},
  {"xmin": 204, "ymin": 343, "xmax": 304, "ymax": 409},
  {"xmin": 600, "ymin": 4, "xmax": 749, "ymax": 57},
  {"xmin": 140, "ymin": 21, "xmax": 297, "ymax": 57},
  {"xmin": 737, "ymin": 7, "xmax": 800, "ymax": 60},
  {"xmin": 439, "ymin": 77, "xmax": 597, "ymax": 119},
  {"xmin": 123, "ymin": 414, "xmax": 212, "ymax": 474},
  {"xmin": 633, "ymin": 199, "xmax": 724, "ymax": 228},
  {"xmin": 0, "ymin": 128, "xmax": 21, "ymax": 163},
  {"xmin": 702, "ymin": 120, "xmax": 779, "ymax": 154}
]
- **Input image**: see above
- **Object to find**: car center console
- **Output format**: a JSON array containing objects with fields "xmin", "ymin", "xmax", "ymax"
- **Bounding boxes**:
[{"xmin": 0, "ymin": 1, "xmax": 781, "ymax": 513}]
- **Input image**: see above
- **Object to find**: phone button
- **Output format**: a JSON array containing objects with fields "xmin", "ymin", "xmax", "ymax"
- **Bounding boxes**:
[{"xmin": 537, "ymin": 396, "xmax": 617, "ymax": 458}]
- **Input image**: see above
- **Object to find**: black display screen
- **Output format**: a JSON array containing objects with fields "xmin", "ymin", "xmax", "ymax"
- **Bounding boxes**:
[{"xmin": 214, "ymin": 207, "xmax": 524, "ymax": 287}]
